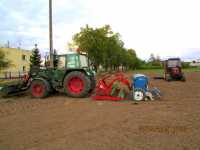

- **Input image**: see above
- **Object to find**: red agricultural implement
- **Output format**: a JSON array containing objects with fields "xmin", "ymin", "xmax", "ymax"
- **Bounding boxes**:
[{"xmin": 92, "ymin": 73, "xmax": 131, "ymax": 101}]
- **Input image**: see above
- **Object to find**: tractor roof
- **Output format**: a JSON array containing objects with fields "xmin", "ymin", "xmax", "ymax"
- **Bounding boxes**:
[{"xmin": 167, "ymin": 58, "xmax": 181, "ymax": 61}]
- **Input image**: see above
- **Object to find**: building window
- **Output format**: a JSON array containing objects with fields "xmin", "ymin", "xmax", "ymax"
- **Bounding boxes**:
[
  {"xmin": 22, "ymin": 66, "xmax": 26, "ymax": 72},
  {"xmin": 22, "ymin": 55, "xmax": 26, "ymax": 61}
]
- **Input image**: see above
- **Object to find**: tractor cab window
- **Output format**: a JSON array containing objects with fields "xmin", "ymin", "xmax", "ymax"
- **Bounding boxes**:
[
  {"xmin": 80, "ymin": 55, "xmax": 88, "ymax": 67},
  {"xmin": 58, "ymin": 56, "xmax": 66, "ymax": 69},
  {"xmin": 168, "ymin": 60, "xmax": 181, "ymax": 68},
  {"xmin": 67, "ymin": 54, "xmax": 79, "ymax": 68}
]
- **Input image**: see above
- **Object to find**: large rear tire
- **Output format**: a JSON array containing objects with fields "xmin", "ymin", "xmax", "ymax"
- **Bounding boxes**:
[
  {"xmin": 64, "ymin": 71, "xmax": 91, "ymax": 98},
  {"xmin": 30, "ymin": 79, "xmax": 50, "ymax": 98}
]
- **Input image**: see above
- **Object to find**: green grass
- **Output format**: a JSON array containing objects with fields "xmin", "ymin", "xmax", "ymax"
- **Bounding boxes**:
[{"xmin": 182, "ymin": 67, "xmax": 200, "ymax": 72}]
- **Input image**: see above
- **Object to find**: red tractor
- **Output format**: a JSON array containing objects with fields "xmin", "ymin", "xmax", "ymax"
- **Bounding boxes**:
[{"xmin": 164, "ymin": 58, "xmax": 186, "ymax": 81}]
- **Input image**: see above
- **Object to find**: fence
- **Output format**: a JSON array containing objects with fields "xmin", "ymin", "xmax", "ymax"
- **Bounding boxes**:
[{"xmin": 0, "ymin": 71, "xmax": 28, "ymax": 80}]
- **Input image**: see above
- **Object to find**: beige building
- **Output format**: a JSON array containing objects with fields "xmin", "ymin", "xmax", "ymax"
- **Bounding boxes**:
[{"xmin": 0, "ymin": 48, "xmax": 32, "ymax": 76}]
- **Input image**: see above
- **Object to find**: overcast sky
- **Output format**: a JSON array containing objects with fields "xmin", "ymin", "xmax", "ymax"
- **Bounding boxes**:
[{"xmin": 0, "ymin": 0, "xmax": 200, "ymax": 60}]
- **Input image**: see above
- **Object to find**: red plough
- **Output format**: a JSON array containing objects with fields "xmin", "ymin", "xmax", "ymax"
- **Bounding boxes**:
[{"xmin": 92, "ymin": 73, "xmax": 131, "ymax": 101}]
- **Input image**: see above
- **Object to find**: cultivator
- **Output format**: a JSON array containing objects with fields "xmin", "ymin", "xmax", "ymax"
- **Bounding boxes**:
[
  {"xmin": 92, "ymin": 73, "xmax": 161, "ymax": 101},
  {"xmin": 92, "ymin": 73, "xmax": 131, "ymax": 101}
]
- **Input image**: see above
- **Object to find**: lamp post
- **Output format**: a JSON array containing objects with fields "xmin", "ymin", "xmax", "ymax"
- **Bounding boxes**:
[{"xmin": 49, "ymin": 0, "xmax": 54, "ymax": 67}]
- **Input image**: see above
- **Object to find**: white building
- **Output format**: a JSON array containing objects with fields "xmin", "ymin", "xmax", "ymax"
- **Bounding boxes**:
[{"xmin": 190, "ymin": 59, "xmax": 200, "ymax": 67}]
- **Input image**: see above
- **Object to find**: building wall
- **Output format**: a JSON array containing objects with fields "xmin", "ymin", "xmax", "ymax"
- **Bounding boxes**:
[{"xmin": 0, "ymin": 48, "xmax": 32, "ymax": 73}]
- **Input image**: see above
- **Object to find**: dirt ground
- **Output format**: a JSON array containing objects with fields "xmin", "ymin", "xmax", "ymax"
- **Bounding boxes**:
[{"xmin": 0, "ymin": 72, "xmax": 200, "ymax": 150}]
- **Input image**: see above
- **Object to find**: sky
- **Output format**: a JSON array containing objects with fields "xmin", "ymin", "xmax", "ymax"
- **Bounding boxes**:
[{"xmin": 0, "ymin": 0, "xmax": 200, "ymax": 60}]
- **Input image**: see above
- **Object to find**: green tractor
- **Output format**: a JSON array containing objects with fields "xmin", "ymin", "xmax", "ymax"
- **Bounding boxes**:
[{"xmin": 0, "ymin": 53, "xmax": 96, "ymax": 98}]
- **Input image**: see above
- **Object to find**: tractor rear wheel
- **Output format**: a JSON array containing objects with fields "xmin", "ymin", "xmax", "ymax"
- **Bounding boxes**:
[
  {"xmin": 64, "ymin": 71, "xmax": 91, "ymax": 98},
  {"xmin": 30, "ymin": 79, "xmax": 50, "ymax": 98}
]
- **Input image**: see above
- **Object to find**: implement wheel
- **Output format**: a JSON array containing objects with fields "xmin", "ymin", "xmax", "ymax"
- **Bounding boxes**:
[
  {"xmin": 31, "ymin": 79, "xmax": 50, "ymax": 98},
  {"xmin": 64, "ymin": 71, "xmax": 91, "ymax": 98},
  {"xmin": 134, "ymin": 89, "xmax": 145, "ymax": 101}
]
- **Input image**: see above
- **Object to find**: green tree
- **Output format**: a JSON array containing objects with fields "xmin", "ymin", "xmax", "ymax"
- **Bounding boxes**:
[
  {"xmin": 148, "ymin": 53, "xmax": 161, "ymax": 67},
  {"xmin": 73, "ymin": 25, "xmax": 109, "ymax": 70},
  {"xmin": 73, "ymin": 25, "xmax": 123, "ymax": 70},
  {"xmin": 0, "ymin": 48, "xmax": 10, "ymax": 71},
  {"xmin": 30, "ymin": 44, "xmax": 42, "ymax": 67},
  {"xmin": 149, "ymin": 53, "xmax": 156, "ymax": 62},
  {"xmin": 73, "ymin": 25, "xmax": 141, "ymax": 71}
]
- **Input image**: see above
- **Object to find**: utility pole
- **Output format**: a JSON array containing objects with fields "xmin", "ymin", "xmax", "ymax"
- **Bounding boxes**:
[{"xmin": 49, "ymin": 0, "xmax": 54, "ymax": 67}]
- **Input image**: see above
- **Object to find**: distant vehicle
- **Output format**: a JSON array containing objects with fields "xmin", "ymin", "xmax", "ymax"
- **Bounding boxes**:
[{"xmin": 163, "ymin": 58, "xmax": 186, "ymax": 81}]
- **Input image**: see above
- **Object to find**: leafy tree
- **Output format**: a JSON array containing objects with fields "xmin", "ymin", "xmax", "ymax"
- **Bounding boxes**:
[
  {"xmin": 149, "ymin": 53, "xmax": 156, "ymax": 62},
  {"xmin": 30, "ymin": 44, "xmax": 42, "ymax": 67},
  {"xmin": 73, "ymin": 25, "xmax": 141, "ymax": 71},
  {"xmin": 73, "ymin": 25, "xmax": 111, "ymax": 70},
  {"xmin": 0, "ymin": 48, "xmax": 10, "ymax": 71},
  {"xmin": 148, "ymin": 53, "xmax": 162, "ymax": 67}
]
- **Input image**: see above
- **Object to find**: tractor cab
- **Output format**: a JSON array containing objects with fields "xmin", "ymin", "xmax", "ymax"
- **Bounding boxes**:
[
  {"xmin": 56, "ymin": 53, "xmax": 95, "ymax": 76},
  {"xmin": 164, "ymin": 58, "xmax": 185, "ymax": 81},
  {"xmin": 57, "ymin": 53, "xmax": 89, "ymax": 69},
  {"xmin": 166, "ymin": 58, "xmax": 182, "ymax": 68}
]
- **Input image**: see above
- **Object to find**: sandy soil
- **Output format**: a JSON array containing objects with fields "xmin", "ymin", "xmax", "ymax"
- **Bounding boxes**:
[{"xmin": 0, "ymin": 72, "xmax": 200, "ymax": 150}]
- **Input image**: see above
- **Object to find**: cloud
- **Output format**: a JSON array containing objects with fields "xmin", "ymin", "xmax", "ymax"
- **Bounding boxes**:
[{"xmin": 0, "ymin": 0, "xmax": 200, "ymax": 60}]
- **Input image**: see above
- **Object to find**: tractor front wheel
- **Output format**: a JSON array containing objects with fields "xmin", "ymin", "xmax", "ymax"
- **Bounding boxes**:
[
  {"xmin": 64, "ymin": 71, "xmax": 91, "ymax": 98},
  {"xmin": 30, "ymin": 79, "xmax": 50, "ymax": 98}
]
